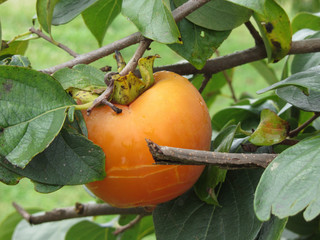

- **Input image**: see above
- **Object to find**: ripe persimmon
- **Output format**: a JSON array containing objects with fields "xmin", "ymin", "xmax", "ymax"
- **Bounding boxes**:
[{"xmin": 83, "ymin": 71, "xmax": 212, "ymax": 208}]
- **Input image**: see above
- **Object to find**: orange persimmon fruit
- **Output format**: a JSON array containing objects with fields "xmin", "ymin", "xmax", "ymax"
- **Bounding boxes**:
[{"xmin": 83, "ymin": 71, "xmax": 212, "ymax": 208}]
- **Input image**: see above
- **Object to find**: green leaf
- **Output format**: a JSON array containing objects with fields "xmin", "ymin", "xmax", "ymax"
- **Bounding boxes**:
[
  {"xmin": 249, "ymin": 109, "xmax": 289, "ymax": 146},
  {"xmin": 174, "ymin": 0, "xmax": 252, "ymax": 31},
  {"xmin": 0, "ymin": 163, "xmax": 21, "ymax": 185},
  {"xmin": 122, "ymin": 0, "xmax": 180, "ymax": 44},
  {"xmin": 0, "ymin": 126, "xmax": 105, "ymax": 186},
  {"xmin": 256, "ymin": 215, "xmax": 288, "ymax": 240},
  {"xmin": 119, "ymin": 215, "xmax": 154, "ymax": 240},
  {"xmin": 0, "ymin": 209, "xmax": 42, "ymax": 240},
  {"xmin": 82, "ymin": 0, "xmax": 122, "ymax": 46},
  {"xmin": 292, "ymin": 12, "xmax": 320, "ymax": 34},
  {"xmin": 250, "ymin": 60, "xmax": 278, "ymax": 85},
  {"xmin": 253, "ymin": 0, "xmax": 292, "ymax": 63},
  {"xmin": 32, "ymin": 181, "xmax": 62, "ymax": 193},
  {"xmin": 52, "ymin": 0, "xmax": 99, "ymax": 25},
  {"xmin": 211, "ymin": 98, "xmax": 278, "ymax": 131},
  {"xmin": 0, "ymin": 41, "xmax": 29, "ymax": 58},
  {"xmin": 291, "ymin": 31, "xmax": 320, "ymax": 75},
  {"xmin": 225, "ymin": 0, "xmax": 266, "ymax": 14},
  {"xmin": 0, "ymin": 66, "xmax": 74, "ymax": 168},
  {"xmin": 257, "ymin": 65, "xmax": 320, "ymax": 112},
  {"xmin": 66, "ymin": 220, "xmax": 117, "ymax": 240},
  {"xmin": 169, "ymin": 18, "xmax": 230, "ymax": 69},
  {"xmin": 12, "ymin": 217, "xmax": 89, "ymax": 240},
  {"xmin": 286, "ymin": 212, "xmax": 320, "ymax": 236},
  {"xmin": 52, "ymin": 64, "xmax": 106, "ymax": 91},
  {"xmin": 6, "ymin": 55, "xmax": 31, "ymax": 67},
  {"xmin": 154, "ymin": 170, "xmax": 263, "ymax": 240},
  {"xmin": 36, "ymin": 0, "xmax": 60, "ymax": 34},
  {"xmin": 254, "ymin": 135, "xmax": 320, "ymax": 222}
]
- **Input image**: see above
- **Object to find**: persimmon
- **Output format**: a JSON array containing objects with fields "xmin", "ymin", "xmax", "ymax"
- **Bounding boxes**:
[{"xmin": 83, "ymin": 71, "xmax": 212, "ymax": 208}]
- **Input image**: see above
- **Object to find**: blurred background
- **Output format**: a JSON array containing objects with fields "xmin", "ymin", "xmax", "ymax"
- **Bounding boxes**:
[{"xmin": 0, "ymin": 0, "xmax": 319, "ymax": 224}]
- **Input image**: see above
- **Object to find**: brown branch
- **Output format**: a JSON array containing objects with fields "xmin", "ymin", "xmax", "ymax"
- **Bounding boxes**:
[
  {"xmin": 198, "ymin": 73, "xmax": 212, "ymax": 93},
  {"xmin": 114, "ymin": 214, "xmax": 146, "ymax": 235},
  {"xmin": 172, "ymin": 0, "xmax": 210, "ymax": 22},
  {"xmin": 151, "ymin": 38, "xmax": 320, "ymax": 76},
  {"xmin": 147, "ymin": 140, "xmax": 277, "ymax": 169},
  {"xmin": 245, "ymin": 21, "xmax": 263, "ymax": 45},
  {"xmin": 13, "ymin": 202, "xmax": 151, "ymax": 225},
  {"xmin": 289, "ymin": 112, "xmax": 320, "ymax": 137},
  {"xmin": 119, "ymin": 39, "xmax": 152, "ymax": 76},
  {"xmin": 29, "ymin": 27, "xmax": 78, "ymax": 58}
]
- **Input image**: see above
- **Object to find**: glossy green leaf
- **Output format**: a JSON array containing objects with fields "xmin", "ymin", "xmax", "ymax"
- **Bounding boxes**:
[
  {"xmin": 169, "ymin": 18, "xmax": 230, "ymax": 69},
  {"xmin": 253, "ymin": 0, "xmax": 291, "ymax": 63},
  {"xmin": 0, "ymin": 66, "xmax": 74, "ymax": 168},
  {"xmin": 122, "ymin": 0, "xmax": 180, "ymax": 44},
  {"xmin": 12, "ymin": 217, "xmax": 89, "ymax": 240},
  {"xmin": 174, "ymin": 0, "xmax": 252, "ymax": 31},
  {"xmin": 0, "ymin": 209, "xmax": 42, "ymax": 240},
  {"xmin": 36, "ymin": 0, "xmax": 61, "ymax": 34},
  {"xmin": 254, "ymin": 135, "xmax": 320, "ymax": 222},
  {"xmin": 53, "ymin": 64, "xmax": 105, "ymax": 91},
  {"xmin": 251, "ymin": 60, "xmax": 278, "ymax": 85},
  {"xmin": 119, "ymin": 215, "xmax": 154, "ymax": 240},
  {"xmin": 249, "ymin": 109, "xmax": 289, "ymax": 146},
  {"xmin": 82, "ymin": 0, "xmax": 122, "ymax": 46},
  {"xmin": 0, "ymin": 126, "xmax": 105, "ymax": 186},
  {"xmin": 257, "ymin": 65, "xmax": 320, "ymax": 112},
  {"xmin": 5, "ymin": 55, "xmax": 31, "ymax": 67},
  {"xmin": 0, "ymin": 41, "xmax": 29, "ymax": 58},
  {"xmin": 52, "ymin": 0, "xmax": 99, "ymax": 25},
  {"xmin": 66, "ymin": 220, "xmax": 116, "ymax": 240},
  {"xmin": 154, "ymin": 170, "xmax": 263, "ymax": 240},
  {"xmin": 256, "ymin": 216, "xmax": 288, "ymax": 240},
  {"xmin": 291, "ymin": 31, "xmax": 320, "ymax": 74},
  {"xmin": 225, "ymin": 0, "xmax": 266, "ymax": 14},
  {"xmin": 292, "ymin": 12, "xmax": 320, "ymax": 34}
]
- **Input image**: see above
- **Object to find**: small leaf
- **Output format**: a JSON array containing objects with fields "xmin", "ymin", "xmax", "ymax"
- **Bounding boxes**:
[
  {"xmin": 174, "ymin": 0, "xmax": 252, "ymax": 31},
  {"xmin": 32, "ymin": 181, "xmax": 62, "ymax": 193},
  {"xmin": 12, "ymin": 217, "xmax": 89, "ymax": 240},
  {"xmin": 249, "ymin": 109, "xmax": 289, "ymax": 146},
  {"xmin": 254, "ymin": 135, "xmax": 320, "ymax": 221},
  {"xmin": 0, "ymin": 66, "xmax": 74, "ymax": 168},
  {"xmin": 0, "ymin": 209, "xmax": 42, "ymax": 240},
  {"xmin": 82, "ymin": 0, "xmax": 122, "ymax": 46},
  {"xmin": 5, "ymin": 55, "xmax": 31, "ymax": 67},
  {"xmin": 122, "ymin": 0, "xmax": 180, "ymax": 44},
  {"xmin": 52, "ymin": 64, "xmax": 106, "ymax": 91},
  {"xmin": 0, "ymin": 41, "xmax": 29, "ymax": 58},
  {"xmin": 52, "ymin": 0, "xmax": 99, "ymax": 25},
  {"xmin": 292, "ymin": 12, "xmax": 320, "ymax": 34},
  {"xmin": 253, "ymin": 0, "xmax": 292, "ymax": 63},
  {"xmin": 119, "ymin": 215, "xmax": 154, "ymax": 240},
  {"xmin": 66, "ymin": 220, "xmax": 117, "ymax": 240},
  {"xmin": 169, "ymin": 18, "xmax": 230, "ymax": 70},
  {"xmin": 0, "ymin": 126, "xmax": 105, "ymax": 186},
  {"xmin": 257, "ymin": 65, "xmax": 320, "ymax": 112},
  {"xmin": 225, "ymin": 0, "xmax": 266, "ymax": 14},
  {"xmin": 154, "ymin": 170, "xmax": 263, "ymax": 240},
  {"xmin": 36, "ymin": 0, "xmax": 61, "ymax": 34}
]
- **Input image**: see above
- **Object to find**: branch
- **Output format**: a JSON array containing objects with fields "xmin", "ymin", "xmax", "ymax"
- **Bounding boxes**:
[
  {"xmin": 12, "ymin": 202, "xmax": 151, "ymax": 225},
  {"xmin": 151, "ymin": 38, "xmax": 320, "ymax": 76},
  {"xmin": 147, "ymin": 140, "xmax": 277, "ymax": 169},
  {"xmin": 29, "ymin": 27, "xmax": 78, "ymax": 58},
  {"xmin": 42, "ymin": 0, "xmax": 210, "ymax": 74},
  {"xmin": 245, "ymin": 21, "xmax": 263, "ymax": 45},
  {"xmin": 114, "ymin": 214, "xmax": 146, "ymax": 235},
  {"xmin": 289, "ymin": 112, "xmax": 320, "ymax": 137}
]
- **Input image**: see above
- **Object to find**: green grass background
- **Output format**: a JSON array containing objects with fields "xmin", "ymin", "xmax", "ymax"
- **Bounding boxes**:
[{"xmin": 0, "ymin": 0, "xmax": 288, "ymax": 224}]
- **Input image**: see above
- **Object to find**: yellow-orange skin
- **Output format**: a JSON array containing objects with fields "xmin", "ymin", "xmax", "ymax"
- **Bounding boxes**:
[{"xmin": 84, "ymin": 71, "xmax": 212, "ymax": 208}]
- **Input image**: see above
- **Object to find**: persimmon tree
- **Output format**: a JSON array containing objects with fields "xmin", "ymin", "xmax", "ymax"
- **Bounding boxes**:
[{"xmin": 1, "ymin": 0, "xmax": 320, "ymax": 239}]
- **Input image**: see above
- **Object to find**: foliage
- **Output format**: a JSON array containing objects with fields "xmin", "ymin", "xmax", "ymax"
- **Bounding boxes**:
[{"xmin": 1, "ymin": 0, "xmax": 320, "ymax": 239}]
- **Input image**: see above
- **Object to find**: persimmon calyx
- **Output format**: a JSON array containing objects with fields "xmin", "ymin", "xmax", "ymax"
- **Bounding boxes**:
[{"xmin": 110, "ymin": 54, "xmax": 159, "ymax": 105}]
